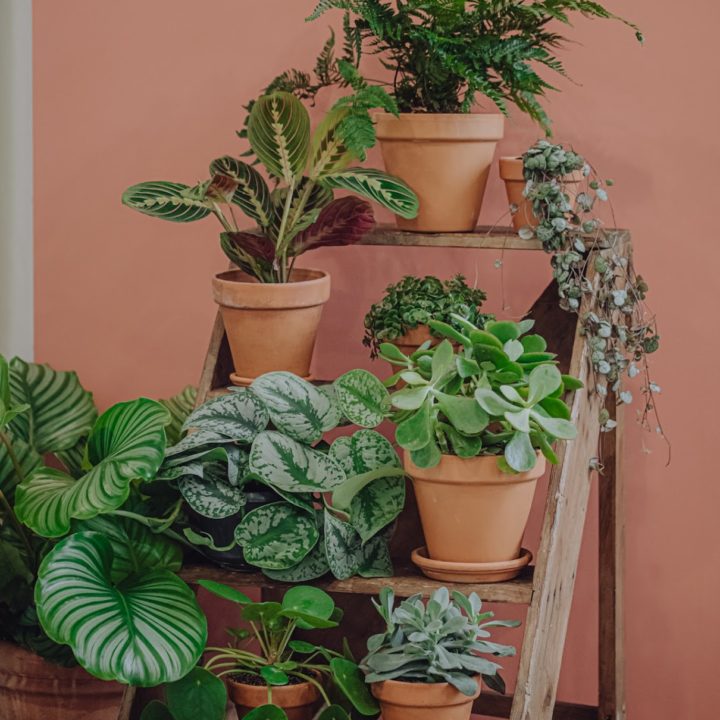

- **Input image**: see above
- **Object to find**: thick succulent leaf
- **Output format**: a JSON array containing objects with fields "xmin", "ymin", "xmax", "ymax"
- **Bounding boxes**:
[
  {"xmin": 250, "ymin": 372, "xmax": 339, "ymax": 443},
  {"xmin": 0, "ymin": 434, "xmax": 41, "ymax": 499},
  {"xmin": 179, "ymin": 475, "xmax": 246, "ymax": 518},
  {"xmin": 8, "ymin": 357, "xmax": 96, "ymax": 454},
  {"xmin": 166, "ymin": 666, "xmax": 227, "ymax": 720},
  {"xmin": 505, "ymin": 431, "xmax": 537, "ymax": 473},
  {"xmin": 292, "ymin": 196, "xmax": 374, "ymax": 255},
  {"xmin": 436, "ymin": 393, "xmax": 489, "ymax": 435},
  {"xmin": 159, "ymin": 386, "xmax": 196, "ymax": 446},
  {"xmin": 209, "ymin": 156, "xmax": 272, "ymax": 228},
  {"xmin": 35, "ymin": 532, "xmax": 207, "ymax": 686},
  {"xmin": 122, "ymin": 181, "xmax": 213, "ymax": 222},
  {"xmin": 320, "ymin": 168, "xmax": 419, "ymax": 219},
  {"xmin": 530, "ymin": 411, "xmax": 577, "ymax": 440},
  {"xmin": 263, "ymin": 539, "xmax": 330, "ymax": 582},
  {"xmin": 395, "ymin": 399, "xmax": 433, "ymax": 451},
  {"xmin": 310, "ymin": 106, "xmax": 354, "ymax": 177},
  {"xmin": 527, "ymin": 364, "xmax": 563, "ymax": 405},
  {"xmin": 235, "ymin": 502, "xmax": 319, "ymax": 570},
  {"xmin": 248, "ymin": 92, "xmax": 310, "ymax": 183},
  {"xmin": 334, "ymin": 369, "xmax": 390, "ymax": 428},
  {"xmin": 183, "ymin": 389, "xmax": 268, "ymax": 442},
  {"xmin": 249, "ymin": 431, "xmax": 346, "ymax": 492},
  {"xmin": 15, "ymin": 399, "xmax": 169, "ymax": 537}
]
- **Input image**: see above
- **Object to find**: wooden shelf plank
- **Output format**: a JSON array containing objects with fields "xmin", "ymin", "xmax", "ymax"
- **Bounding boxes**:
[
  {"xmin": 181, "ymin": 563, "xmax": 534, "ymax": 604},
  {"xmin": 474, "ymin": 694, "xmax": 597, "ymax": 720}
]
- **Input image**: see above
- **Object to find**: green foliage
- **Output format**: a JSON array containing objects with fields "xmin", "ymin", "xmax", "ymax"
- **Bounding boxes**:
[
  {"xmin": 362, "ymin": 587, "xmax": 519, "ymax": 695},
  {"xmin": 201, "ymin": 583, "xmax": 378, "ymax": 716},
  {"xmin": 518, "ymin": 140, "xmax": 664, "ymax": 438},
  {"xmin": 363, "ymin": 275, "xmax": 492, "ymax": 357},
  {"xmin": 307, "ymin": 0, "xmax": 641, "ymax": 132}
]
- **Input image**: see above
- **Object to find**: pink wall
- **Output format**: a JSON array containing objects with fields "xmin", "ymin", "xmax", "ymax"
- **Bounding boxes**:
[{"xmin": 33, "ymin": 1, "xmax": 720, "ymax": 717}]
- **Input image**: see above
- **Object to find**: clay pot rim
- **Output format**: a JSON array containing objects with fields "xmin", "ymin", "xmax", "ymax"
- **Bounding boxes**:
[
  {"xmin": 371, "ymin": 675, "xmax": 482, "ymax": 704},
  {"xmin": 412, "ymin": 545, "xmax": 533, "ymax": 573},
  {"xmin": 374, "ymin": 111, "xmax": 504, "ymax": 141},
  {"xmin": 226, "ymin": 673, "xmax": 321, "ymax": 706},
  {"xmin": 214, "ymin": 267, "xmax": 328, "ymax": 286}
]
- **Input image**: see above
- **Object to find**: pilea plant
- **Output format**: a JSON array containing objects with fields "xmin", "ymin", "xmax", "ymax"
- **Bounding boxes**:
[
  {"xmin": 307, "ymin": 0, "xmax": 641, "ymax": 132},
  {"xmin": 362, "ymin": 587, "xmax": 518, "ymax": 695},
  {"xmin": 516, "ymin": 140, "xmax": 664, "ymax": 439},
  {"xmin": 363, "ymin": 274, "xmax": 492, "ymax": 358},
  {"xmin": 168, "ymin": 371, "xmax": 405, "ymax": 581},
  {"xmin": 122, "ymin": 91, "xmax": 417, "ymax": 283},
  {"xmin": 337, "ymin": 317, "xmax": 582, "ymax": 472}
]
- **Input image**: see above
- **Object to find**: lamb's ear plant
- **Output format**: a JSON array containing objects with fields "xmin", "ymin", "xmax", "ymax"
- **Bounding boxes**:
[
  {"xmin": 122, "ymin": 91, "xmax": 418, "ymax": 283},
  {"xmin": 362, "ymin": 587, "xmax": 519, "ymax": 695}
]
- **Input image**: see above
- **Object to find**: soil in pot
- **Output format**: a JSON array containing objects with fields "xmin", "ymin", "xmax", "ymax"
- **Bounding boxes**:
[
  {"xmin": 213, "ymin": 268, "xmax": 330, "ymax": 385},
  {"xmin": 372, "ymin": 677, "xmax": 481, "ymax": 720},
  {"xmin": 375, "ymin": 113, "xmax": 504, "ymax": 233},
  {"xmin": 0, "ymin": 641, "xmax": 124, "ymax": 720},
  {"xmin": 227, "ymin": 674, "xmax": 321, "ymax": 720}
]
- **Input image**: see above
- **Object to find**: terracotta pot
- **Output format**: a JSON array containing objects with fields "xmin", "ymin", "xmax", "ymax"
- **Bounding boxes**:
[
  {"xmin": 0, "ymin": 641, "xmax": 123, "ymax": 720},
  {"xmin": 227, "ymin": 676, "xmax": 321, "ymax": 720},
  {"xmin": 499, "ymin": 156, "xmax": 584, "ymax": 231},
  {"xmin": 404, "ymin": 452, "xmax": 546, "ymax": 565},
  {"xmin": 213, "ymin": 268, "xmax": 330, "ymax": 384},
  {"xmin": 375, "ymin": 113, "xmax": 504, "ymax": 233},
  {"xmin": 393, "ymin": 325, "xmax": 436, "ymax": 357},
  {"xmin": 371, "ymin": 677, "xmax": 481, "ymax": 720}
]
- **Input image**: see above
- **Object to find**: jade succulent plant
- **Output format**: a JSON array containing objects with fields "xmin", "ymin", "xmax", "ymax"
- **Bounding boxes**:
[{"xmin": 362, "ymin": 587, "xmax": 519, "ymax": 695}]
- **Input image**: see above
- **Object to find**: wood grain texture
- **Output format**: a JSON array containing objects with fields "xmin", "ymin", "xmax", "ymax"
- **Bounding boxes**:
[{"xmin": 475, "ymin": 693, "xmax": 598, "ymax": 720}]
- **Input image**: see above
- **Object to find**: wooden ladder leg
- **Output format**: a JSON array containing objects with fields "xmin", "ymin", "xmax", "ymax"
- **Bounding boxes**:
[{"xmin": 598, "ymin": 396, "xmax": 626, "ymax": 720}]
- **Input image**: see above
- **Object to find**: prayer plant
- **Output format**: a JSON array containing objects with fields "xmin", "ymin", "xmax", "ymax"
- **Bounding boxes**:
[{"xmin": 122, "ymin": 91, "xmax": 418, "ymax": 283}]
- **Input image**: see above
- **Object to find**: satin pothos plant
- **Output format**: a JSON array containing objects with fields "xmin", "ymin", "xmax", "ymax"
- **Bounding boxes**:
[{"xmin": 122, "ymin": 91, "xmax": 418, "ymax": 283}]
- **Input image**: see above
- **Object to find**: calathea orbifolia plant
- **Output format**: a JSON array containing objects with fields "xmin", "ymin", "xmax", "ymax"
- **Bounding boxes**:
[
  {"xmin": 517, "ymin": 140, "xmax": 664, "ymax": 440},
  {"xmin": 336, "ymin": 317, "xmax": 582, "ymax": 472},
  {"xmin": 3, "ymin": 359, "xmax": 206, "ymax": 687},
  {"xmin": 169, "ymin": 371, "xmax": 405, "ymax": 581},
  {"xmin": 362, "ymin": 587, "xmax": 518, "ymax": 695},
  {"xmin": 122, "ymin": 91, "xmax": 418, "ymax": 283}
]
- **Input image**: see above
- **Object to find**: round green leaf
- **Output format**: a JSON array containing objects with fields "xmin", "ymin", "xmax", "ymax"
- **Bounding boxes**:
[
  {"xmin": 261, "ymin": 666, "xmax": 290, "ymax": 686},
  {"xmin": 166, "ymin": 667, "xmax": 227, "ymax": 720},
  {"xmin": 504, "ymin": 431, "xmax": 537, "ymax": 473},
  {"xmin": 527, "ymin": 364, "xmax": 563, "ymax": 405},
  {"xmin": 242, "ymin": 706, "xmax": 289, "ymax": 720},
  {"xmin": 122, "ymin": 181, "xmax": 212, "ymax": 223},
  {"xmin": 485, "ymin": 321, "xmax": 520, "ymax": 343},
  {"xmin": 35, "ymin": 532, "xmax": 207, "ymax": 686},
  {"xmin": 282, "ymin": 585, "xmax": 335, "ymax": 622},
  {"xmin": 334, "ymin": 370, "xmax": 390, "ymax": 428},
  {"xmin": 329, "ymin": 657, "xmax": 379, "ymax": 715}
]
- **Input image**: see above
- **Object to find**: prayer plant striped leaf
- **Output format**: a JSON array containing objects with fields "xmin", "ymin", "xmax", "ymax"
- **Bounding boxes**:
[
  {"xmin": 121, "ymin": 181, "xmax": 213, "ymax": 222},
  {"xmin": 234, "ymin": 502, "xmax": 319, "ymax": 570},
  {"xmin": 159, "ymin": 385, "xmax": 196, "ymax": 446},
  {"xmin": 178, "ymin": 476, "xmax": 246, "ymax": 519},
  {"xmin": 248, "ymin": 92, "xmax": 310, "ymax": 184},
  {"xmin": 320, "ymin": 168, "xmax": 419, "ymax": 219},
  {"xmin": 209, "ymin": 156, "xmax": 273, "ymax": 228},
  {"xmin": 250, "ymin": 372, "xmax": 340, "ymax": 443},
  {"xmin": 8, "ymin": 357, "xmax": 97, "ymax": 454},
  {"xmin": 182, "ymin": 389, "xmax": 268, "ymax": 442},
  {"xmin": 15, "ymin": 398, "xmax": 169, "ymax": 537},
  {"xmin": 0, "ymin": 435, "xmax": 41, "ymax": 499},
  {"xmin": 310, "ymin": 106, "xmax": 355, "ymax": 178},
  {"xmin": 334, "ymin": 370, "xmax": 390, "ymax": 428},
  {"xmin": 35, "ymin": 532, "xmax": 206, "ymax": 686},
  {"xmin": 249, "ymin": 431, "xmax": 346, "ymax": 493}
]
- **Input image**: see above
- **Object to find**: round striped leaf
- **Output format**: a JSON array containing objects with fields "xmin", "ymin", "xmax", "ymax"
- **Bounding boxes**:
[
  {"xmin": 179, "ymin": 476, "xmax": 246, "ymax": 519},
  {"xmin": 122, "ymin": 181, "xmax": 212, "ymax": 223},
  {"xmin": 235, "ymin": 502, "xmax": 319, "ymax": 570},
  {"xmin": 334, "ymin": 370, "xmax": 390, "ymax": 428},
  {"xmin": 160, "ymin": 386, "xmax": 197, "ymax": 446},
  {"xmin": 320, "ymin": 168, "xmax": 419, "ymax": 219},
  {"xmin": 209, "ymin": 156, "xmax": 272, "ymax": 228},
  {"xmin": 0, "ymin": 434, "xmax": 41, "ymax": 499},
  {"xmin": 35, "ymin": 532, "xmax": 207, "ymax": 686},
  {"xmin": 183, "ymin": 389, "xmax": 268, "ymax": 442},
  {"xmin": 248, "ymin": 92, "xmax": 310, "ymax": 183},
  {"xmin": 8, "ymin": 357, "xmax": 96, "ymax": 454},
  {"xmin": 250, "ymin": 372, "xmax": 340, "ymax": 443},
  {"xmin": 15, "ymin": 398, "xmax": 169, "ymax": 537},
  {"xmin": 249, "ymin": 431, "xmax": 346, "ymax": 493}
]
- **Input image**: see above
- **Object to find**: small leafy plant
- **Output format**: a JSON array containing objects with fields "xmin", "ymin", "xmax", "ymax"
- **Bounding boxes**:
[
  {"xmin": 122, "ymin": 91, "xmax": 418, "ymax": 283},
  {"xmin": 363, "ymin": 274, "xmax": 492, "ymax": 358},
  {"xmin": 362, "ymin": 587, "xmax": 518, "ymax": 695},
  {"xmin": 200, "ymin": 582, "xmax": 378, "ymax": 720},
  {"xmin": 307, "ymin": 0, "xmax": 641, "ymax": 132}
]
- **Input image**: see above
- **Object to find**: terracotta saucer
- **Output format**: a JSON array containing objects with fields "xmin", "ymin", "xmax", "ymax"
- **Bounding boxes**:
[
  {"xmin": 411, "ymin": 546, "xmax": 533, "ymax": 583},
  {"xmin": 229, "ymin": 372, "xmax": 315, "ymax": 387}
]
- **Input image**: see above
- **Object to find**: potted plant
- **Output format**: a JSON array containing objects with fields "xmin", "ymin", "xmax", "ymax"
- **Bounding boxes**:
[
  {"xmin": 363, "ymin": 274, "xmax": 492, "ymax": 359},
  {"xmin": 307, "ymin": 0, "xmax": 641, "ymax": 232},
  {"xmin": 171, "ymin": 371, "xmax": 406, "ymax": 582},
  {"xmin": 334, "ymin": 318, "xmax": 582, "ymax": 582},
  {"xmin": 122, "ymin": 91, "xmax": 418, "ymax": 385},
  {"xmin": 0, "ymin": 355, "xmax": 207, "ymax": 719},
  {"xmin": 361, "ymin": 587, "xmax": 518, "ymax": 720},
  {"xmin": 198, "ymin": 582, "xmax": 378, "ymax": 720}
]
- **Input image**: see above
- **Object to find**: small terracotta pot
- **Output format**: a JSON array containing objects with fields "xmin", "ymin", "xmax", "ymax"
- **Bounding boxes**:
[
  {"xmin": 393, "ymin": 325, "xmax": 436, "ymax": 357},
  {"xmin": 213, "ymin": 268, "xmax": 330, "ymax": 384},
  {"xmin": 375, "ymin": 113, "xmax": 504, "ymax": 232},
  {"xmin": 499, "ymin": 157, "xmax": 584, "ymax": 231},
  {"xmin": 404, "ymin": 452, "xmax": 546, "ymax": 567},
  {"xmin": 371, "ymin": 677, "xmax": 481, "ymax": 720},
  {"xmin": 227, "ymin": 677, "xmax": 321, "ymax": 720},
  {"xmin": 0, "ymin": 641, "xmax": 124, "ymax": 720}
]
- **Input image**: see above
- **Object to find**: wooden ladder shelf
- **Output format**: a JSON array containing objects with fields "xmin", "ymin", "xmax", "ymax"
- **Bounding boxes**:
[{"xmin": 184, "ymin": 225, "xmax": 628, "ymax": 720}]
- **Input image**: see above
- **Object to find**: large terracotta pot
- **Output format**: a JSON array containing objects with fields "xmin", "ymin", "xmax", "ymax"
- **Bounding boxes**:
[
  {"xmin": 213, "ymin": 268, "xmax": 331, "ymax": 385},
  {"xmin": 227, "ymin": 676, "xmax": 321, "ymax": 720},
  {"xmin": 0, "ymin": 641, "xmax": 123, "ymax": 720},
  {"xmin": 404, "ymin": 452, "xmax": 545, "ymax": 566},
  {"xmin": 371, "ymin": 677, "xmax": 481, "ymax": 720},
  {"xmin": 499, "ymin": 156, "xmax": 584, "ymax": 231},
  {"xmin": 375, "ymin": 113, "xmax": 504, "ymax": 233}
]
